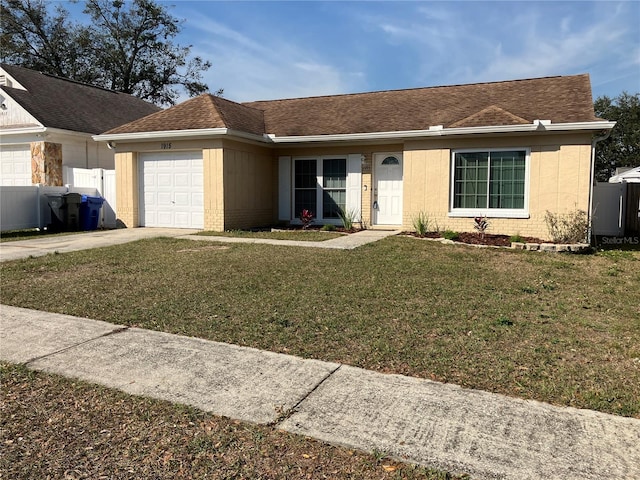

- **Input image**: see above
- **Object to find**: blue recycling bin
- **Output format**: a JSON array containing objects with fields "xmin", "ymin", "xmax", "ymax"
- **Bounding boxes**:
[{"xmin": 80, "ymin": 195, "xmax": 105, "ymax": 231}]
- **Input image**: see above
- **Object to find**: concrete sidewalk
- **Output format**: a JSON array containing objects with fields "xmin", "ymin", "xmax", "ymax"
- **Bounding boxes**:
[
  {"xmin": 1, "ymin": 228, "xmax": 400, "ymax": 262},
  {"xmin": 1, "ymin": 305, "xmax": 638, "ymax": 479}
]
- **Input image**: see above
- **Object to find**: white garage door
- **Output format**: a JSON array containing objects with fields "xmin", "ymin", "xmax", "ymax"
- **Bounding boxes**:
[
  {"xmin": 0, "ymin": 144, "xmax": 31, "ymax": 186},
  {"xmin": 139, "ymin": 151, "xmax": 204, "ymax": 229}
]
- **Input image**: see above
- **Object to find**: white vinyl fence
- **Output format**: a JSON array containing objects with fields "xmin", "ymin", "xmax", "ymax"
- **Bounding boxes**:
[
  {"xmin": 0, "ymin": 185, "xmax": 99, "ymax": 232},
  {"xmin": 64, "ymin": 167, "xmax": 117, "ymax": 228},
  {"xmin": 1, "ymin": 167, "xmax": 116, "ymax": 232}
]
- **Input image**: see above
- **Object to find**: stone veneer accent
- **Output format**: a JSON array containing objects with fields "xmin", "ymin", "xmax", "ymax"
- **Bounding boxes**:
[{"xmin": 31, "ymin": 141, "xmax": 63, "ymax": 186}]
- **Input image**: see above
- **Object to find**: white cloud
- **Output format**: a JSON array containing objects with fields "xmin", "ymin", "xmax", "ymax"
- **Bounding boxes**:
[
  {"xmin": 475, "ymin": 9, "xmax": 627, "ymax": 82},
  {"xmin": 185, "ymin": 14, "xmax": 362, "ymax": 102}
]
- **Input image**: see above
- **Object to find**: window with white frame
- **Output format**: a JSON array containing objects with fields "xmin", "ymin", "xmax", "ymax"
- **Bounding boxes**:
[
  {"xmin": 451, "ymin": 149, "xmax": 529, "ymax": 217},
  {"xmin": 294, "ymin": 157, "xmax": 347, "ymax": 220}
]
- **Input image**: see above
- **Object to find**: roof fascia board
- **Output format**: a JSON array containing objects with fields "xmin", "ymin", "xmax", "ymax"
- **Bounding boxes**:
[
  {"xmin": 92, "ymin": 121, "xmax": 616, "ymax": 145},
  {"xmin": 93, "ymin": 128, "xmax": 268, "ymax": 144}
]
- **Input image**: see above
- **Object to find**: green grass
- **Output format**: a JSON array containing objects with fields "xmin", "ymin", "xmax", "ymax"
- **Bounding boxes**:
[
  {"xmin": 1, "ymin": 236, "xmax": 639, "ymax": 417},
  {"xmin": 196, "ymin": 229, "xmax": 345, "ymax": 242},
  {"xmin": 1, "ymin": 362, "xmax": 463, "ymax": 479}
]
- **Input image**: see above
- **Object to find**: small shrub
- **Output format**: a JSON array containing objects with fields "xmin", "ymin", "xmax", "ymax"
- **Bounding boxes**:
[
  {"xmin": 510, "ymin": 233, "xmax": 524, "ymax": 243},
  {"xmin": 442, "ymin": 230, "xmax": 459, "ymax": 241},
  {"xmin": 473, "ymin": 216, "xmax": 489, "ymax": 238},
  {"xmin": 337, "ymin": 207, "xmax": 360, "ymax": 231},
  {"xmin": 412, "ymin": 212, "xmax": 430, "ymax": 237},
  {"xmin": 321, "ymin": 224, "xmax": 336, "ymax": 231},
  {"xmin": 544, "ymin": 209, "xmax": 588, "ymax": 243},
  {"xmin": 299, "ymin": 209, "xmax": 314, "ymax": 230}
]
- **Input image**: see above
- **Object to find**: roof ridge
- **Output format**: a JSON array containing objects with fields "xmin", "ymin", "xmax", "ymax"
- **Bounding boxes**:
[
  {"xmin": 245, "ymin": 73, "xmax": 591, "ymax": 105},
  {"xmin": 449, "ymin": 105, "xmax": 530, "ymax": 128}
]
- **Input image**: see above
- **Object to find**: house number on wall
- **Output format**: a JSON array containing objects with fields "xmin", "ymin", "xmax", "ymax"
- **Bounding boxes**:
[{"xmin": 161, "ymin": 142, "xmax": 172, "ymax": 149}]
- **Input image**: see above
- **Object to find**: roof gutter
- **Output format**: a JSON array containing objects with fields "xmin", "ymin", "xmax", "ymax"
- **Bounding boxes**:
[
  {"xmin": 92, "ymin": 120, "xmax": 616, "ymax": 146},
  {"xmin": 0, "ymin": 125, "xmax": 47, "ymax": 136},
  {"xmin": 267, "ymin": 120, "xmax": 616, "ymax": 144}
]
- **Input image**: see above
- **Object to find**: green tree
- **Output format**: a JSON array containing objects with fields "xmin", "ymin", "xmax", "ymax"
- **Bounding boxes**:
[
  {"xmin": 594, "ymin": 92, "xmax": 640, "ymax": 181},
  {"xmin": 0, "ymin": 0, "xmax": 212, "ymax": 106}
]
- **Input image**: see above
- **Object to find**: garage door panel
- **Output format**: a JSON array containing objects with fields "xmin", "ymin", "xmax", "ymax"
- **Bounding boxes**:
[
  {"xmin": 174, "ymin": 192, "xmax": 190, "ymax": 206},
  {"xmin": 157, "ymin": 173, "xmax": 172, "ymax": 187},
  {"xmin": 174, "ymin": 173, "xmax": 189, "ymax": 187},
  {"xmin": 192, "ymin": 173, "xmax": 203, "ymax": 187},
  {"xmin": 1, "ymin": 144, "xmax": 31, "ymax": 186},
  {"xmin": 139, "ymin": 151, "xmax": 204, "ymax": 229}
]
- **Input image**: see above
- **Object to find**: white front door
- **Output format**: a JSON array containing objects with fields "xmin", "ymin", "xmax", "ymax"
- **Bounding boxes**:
[
  {"xmin": 374, "ymin": 153, "xmax": 403, "ymax": 225},
  {"xmin": 139, "ymin": 151, "xmax": 204, "ymax": 229}
]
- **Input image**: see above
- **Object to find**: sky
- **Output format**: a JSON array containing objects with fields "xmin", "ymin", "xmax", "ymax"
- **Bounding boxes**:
[{"xmin": 62, "ymin": 0, "xmax": 640, "ymax": 103}]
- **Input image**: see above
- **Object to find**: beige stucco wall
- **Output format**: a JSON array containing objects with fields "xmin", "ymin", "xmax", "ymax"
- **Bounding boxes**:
[
  {"xmin": 113, "ymin": 132, "xmax": 593, "ymax": 239},
  {"xmin": 113, "ymin": 139, "xmax": 273, "ymax": 231},
  {"xmin": 222, "ymin": 140, "xmax": 274, "ymax": 230},
  {"xmin": 114, "ymin": 151, "xmax": 138, "ymax": 228},
  {"xmin": 403, "ymin": 133, "xmax": 594, "ymax": 240}
]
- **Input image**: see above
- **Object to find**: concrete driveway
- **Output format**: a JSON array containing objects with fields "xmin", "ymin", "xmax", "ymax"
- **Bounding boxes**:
[{"xmin": 0, "ymin": 228, "xmax": 199, "ymax": 262}]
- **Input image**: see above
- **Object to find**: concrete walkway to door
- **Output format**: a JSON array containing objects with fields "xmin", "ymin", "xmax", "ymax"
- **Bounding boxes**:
[
  {"xmin": 180, "ymin": 229, "xmax": 401, "ymax": 250},
  {"xmin": 1, "ymin": 228, "xmax": 400, "ymax": 262}
]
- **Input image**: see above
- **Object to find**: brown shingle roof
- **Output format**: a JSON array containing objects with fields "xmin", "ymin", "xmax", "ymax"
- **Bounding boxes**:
[
  {"xmin": 1, "ymin": 64, "xmax": 160, "ymax": 134},
  {"xmin": 245, "ymin": 74, "xmax": 598, "ymax": 136},
  {"xmin": 103, "ymin": 74, "xmax": 599, "ymax": 137},
  {"xmin": 104, "ymin": 94, "xmax": 265, "ymax": 136}
]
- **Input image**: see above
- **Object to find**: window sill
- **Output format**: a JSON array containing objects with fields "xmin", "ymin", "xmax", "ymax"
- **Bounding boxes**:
[{"xmin": 448, "ymin": 210, "xmax": 530, "ymax": 219}]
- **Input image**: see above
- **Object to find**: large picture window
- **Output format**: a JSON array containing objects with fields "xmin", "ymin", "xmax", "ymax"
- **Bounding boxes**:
[
  {"xmin": 294, "ymin": 157, "xmax": 347, "ymax": 220},
  {"xmin": 451, "ymin": 149, "xmax": 528, "ymax": 217}
]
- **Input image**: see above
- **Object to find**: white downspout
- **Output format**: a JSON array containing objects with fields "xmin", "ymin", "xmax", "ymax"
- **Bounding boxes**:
[{"xmin": 588, "ymin": 129, "xmax": 613, "ymax": 243}]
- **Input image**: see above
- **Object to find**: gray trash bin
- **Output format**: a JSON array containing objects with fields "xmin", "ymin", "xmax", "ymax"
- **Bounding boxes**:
[
  {"xmin": 46, "ymin": 194, "xmax": 65, "ymax": 231},
  {"xmin": 62, "ymin": 193, "xmax": 82, "ymax": 231}
]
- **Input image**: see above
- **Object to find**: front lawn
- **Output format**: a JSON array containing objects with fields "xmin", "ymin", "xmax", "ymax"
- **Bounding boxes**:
[{"xmin": 1, "ymin": 236, "xmax": 638, "ymax": 417}]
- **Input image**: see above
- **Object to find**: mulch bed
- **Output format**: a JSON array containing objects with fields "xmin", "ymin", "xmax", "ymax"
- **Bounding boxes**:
[{"xmin": 406, "ymin": 231, "xmax": 546, "ymax": 247}]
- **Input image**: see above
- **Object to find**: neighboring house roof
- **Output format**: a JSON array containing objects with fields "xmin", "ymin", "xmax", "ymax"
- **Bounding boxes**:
[
  {"xmin": 100, "ymin": 73, "xmax": 610, "ymax": 140},
  {"xmin": 1, "ymin": 64, "xmax": 160, "ymax": 135},
  {"xmin": 609, "ymin": 166, "xmax": 640, "ymax": 183}
]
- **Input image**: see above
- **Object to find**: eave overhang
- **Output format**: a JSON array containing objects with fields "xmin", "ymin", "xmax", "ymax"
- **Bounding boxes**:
[{"xmin": 92, "ymin": 120, "xmax": 616, "ymax": 146}]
